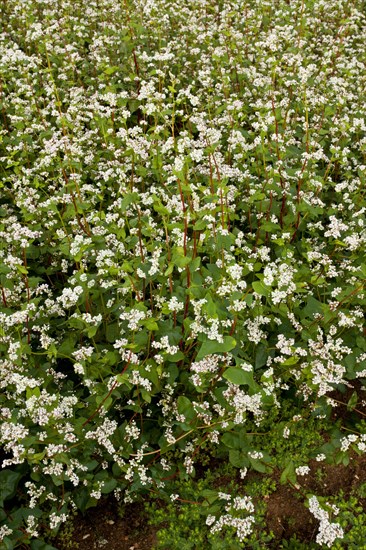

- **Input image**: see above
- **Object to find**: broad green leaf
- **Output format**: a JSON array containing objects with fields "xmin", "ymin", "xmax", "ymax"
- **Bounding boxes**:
[
  {"xmin": 261, "ymin": 221, "xmax": 279, "ymax": 232},
  {"xmin": 223, "ymin": 367, "xmax": 254, "ymax": 388},
  {"xmin": 280, "ymin": 460, "xmax": 296, "ymax": 485},
  {"xmin": 165, "ymin": 350, "xmax": 185, "ymax": 362},
  {"xmin": 252, "ymin": 281, "xmax": 269, "ymax": 296},
  {"xmin": 0, "ymin": 470, "xmax": 22, "ymax": 504},
  {"xmin": 177, "ymin": 396, "xmax": 195, "ymax": 421},
  {"xmin": 302, "ymin": 296, "xmax": 323, "ymax": 319},
  {"xmin": 195, "ymin": 336, "xmax": 236, "ymax": 361},
  {"xmin": 201, "ymin": 489, "xmax": 219, "ymax": 504},
  {"xmin": 255, "ymin": 344, "xmax": 268, "ymax": 369},
  {"xmin": 104, "ymin": 66, "xmax": 119, "ymax": 75},
  {"xmin": 101, "ymin": 478, "xmax": 118, "ymax": 494},
  {"xmin": 26, "ymin": 386, "xmax": 41, "ymax": 399},
  {"xmin": 229, "ymin": 449, "xmax": 249, "ymax": 468},
  {"xmin": 347, "ymin": 391, "xmax": 358, "ymax": 411},
  {"xmin": 1, "ymin": 536, "xmax": 14, "ymax": 550},
  {"xmin": 87, "ymin": 325, "xmax": 98, "ymax": 338},
  {"xmin": 249, "ymin": 456, "xmax": 268, "ymax": 473},
  {"xmin": 193, "ymin": 219, "xmax": 206, "ymax": 230},
  {"xmin": 164, "ymin": 263, "xmax": 174, "ymax": 276},
  {"xmin": 106, "ymin": 323, "xmax": 120, "ymax": 343},
  {"xmin": 73, "ymin": 487, "xmax": 97, "ymax": 513},
  {"xmin": 141, "ymin": 389, "xmax": 151, "ymax": 403},
  {"xmin": 173, "ymin": 254, "xmax": 191, "ymax": 268},
  {"xmin": 281, "ymin": 356, "xmax": 299, "ymax": 366},
  {"xmin": 16, "ymin": 264, "xmax": 28, "ymax": 275},
  {"xmin": 30, "ymin": 541, "xmax": 58, "ymax": 550},
  {"xmin": 143, "ymin": 318, "xmax": 159, "ymax": 331}
]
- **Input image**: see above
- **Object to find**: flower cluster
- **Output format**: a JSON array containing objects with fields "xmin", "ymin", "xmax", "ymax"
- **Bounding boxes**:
[
  {"xmin": 206, "ymin": 493, "xmax": 255, "ymax": 542},
  {"xmin": 308, "ymin": 496, "xmax": 344, "ymax": 547}
]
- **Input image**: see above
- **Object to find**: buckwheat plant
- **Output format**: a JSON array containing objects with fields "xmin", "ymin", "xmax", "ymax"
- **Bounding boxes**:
[{"xmin": 0, "ymin": 0, "xmax": 365, "ymax": 546}]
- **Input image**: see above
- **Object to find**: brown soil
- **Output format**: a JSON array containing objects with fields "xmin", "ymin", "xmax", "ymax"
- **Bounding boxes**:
[
  {"xmin": 53, "ymin": 499, "xmax": 159, "ymax": 550},
  {"xmin": 265, "ymin": 482, "xmax": 316, "ymax": 542},
  {"xmin": 329, "ymin": 380, "xmax": 366, "ymax": 423},
  {"xmin": 265, "ymin": 454, "xmax": 366, "ymax": 544},
  {"xmin": 53, "ymin": 454, "xmax": 366, "ymax": 549}
]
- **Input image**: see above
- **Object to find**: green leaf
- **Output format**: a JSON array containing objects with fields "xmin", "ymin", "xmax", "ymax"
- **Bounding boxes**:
[
  {"xmin": 347, "ymin": 391, "xmax": 358, "ymax": 411},
  {"xmin": 86, "ymin": 325, "xmax": 98, "ymax": 338},
  {"xmin": 121, "ymin": 192, "xmax": 139, "ymax": 211},
  {"xmin": 195, "ymin": 336, "xmax": 236, "ymax": 361},
  {"xmin": 143, "ymin": 318, "xmax": 159, "ymax": 331},
  {"xmin": 255, "ymin": 344, "xmax": 268, "ymax": 369},
  {"xmin": 27, "ymin": 451, "xmax": 46, "ymax": 464},
  {"xmin": 223, "ymin": 367, "xmax": 255, "ymax": 388},
  {"xmin": 164, "ymin": 263, "xmax": 174, "ymax": 276},
  {"xmin": 30, "ymin": 541, "xmax": 59, "ymax": 550},
  {"xmin": 0, "ymin": 470, "xmax": 22, "ymax": 505},
  {"xmin": 2, "ymin": 537, "xmax": 14, "ymax": 550},
  {"xmin": 173, "ymin": 254, "xmax": 191, "ymax": 268},
  {"xmin": 221, "ymin": 430, "xmax": 249, "ymax": 450},
  {"xmin": 16, "ymin": 264, "xmax": 28, "ymax": 275},
  {"xmin": 281, "ymin": 356, "xmax": 299, "ymax": 366},
  {"xmin": 201, "ymin": 489, "xmax": 219, "ymax": 504},
  {"xmin": 26, "ymin": 386, "xmax": 41, "ymax": 400},
  {"xmin": 302, "ymin": 296, "xmax": 323, "ymax": 319},
  {"xmin": 74, "ymin": 487, "xmax": 97, "ymax": 513},
  {"xmin": 177, "ymin": 396, "xmax": 195, "ymax": 421},
  {"xmin": 203, "ymin": 294, "xmax": 217, "ymax": 317},
  {"xmin": 165, "ymin": 350, "xmax": 185, "ymax": 362},
  {"xmin": 221, "ymin": 432, "xmax": 239, "ymax": 449},
  {"xmin": 194, "ymin": 219, "xmax": 207, "ymax": 230},
  {"xmin": 101, "ymin": 478, "xmax": 118, "ymax": 494},
  {"xmin": 58, "ymin": 337, "xmax": 77, "ymax": 356},
  {"xmin": 229, "ymin": 449, "xmax": 249, "ymax": 468},
  {"xmin": 104, "ymin": 66, "xmax": 119, "ymax": 75},
  {"xmin": 106, "ymin": 323, "xmax": 120, "ymax": 343},
  {"xmin": 140, "ymin": 389, "xmax": 151, "ymax": 403},
  {"xmin": 252, "ymin": 281, "xmax": 269, "ymax": 296},
  {"xmin": 280, "ymin": 460, "xmax": 296, "ymax": 485},
  {"xmin": 249, "ymin": 456, "xmax": 268, "ymax": 473},
  {"xmin": 261, "ymin": 221, "xmax": 279, "ymax": 232}
]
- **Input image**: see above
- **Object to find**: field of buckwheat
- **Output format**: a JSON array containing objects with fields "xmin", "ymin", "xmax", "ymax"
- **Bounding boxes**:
[{"xmin": 1, "ymin": 0, "xmax": 366, "ymax": 548}]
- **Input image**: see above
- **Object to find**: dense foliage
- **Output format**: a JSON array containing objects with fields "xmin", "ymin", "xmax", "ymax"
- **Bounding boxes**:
[{"xmin": 0, "ymin": 0, "xmax": 366, "ymax": 547}]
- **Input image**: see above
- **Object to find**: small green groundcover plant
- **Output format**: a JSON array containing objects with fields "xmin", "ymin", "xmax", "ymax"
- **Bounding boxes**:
[{"xmin": 0, "ymin": 0, "xmax": 366, "ymax": 547}]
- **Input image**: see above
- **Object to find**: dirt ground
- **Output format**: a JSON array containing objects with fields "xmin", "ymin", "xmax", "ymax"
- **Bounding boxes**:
[
  {"xmin": 53, "ymin": 499, "xmax": 158, "ymax": 550},
  {"xmin": 266, "ymin": 454, "xmax": 366, "ymax": 543},
  {"xmin": 52, "ymin": 454, "xmax": 366, "ymax": 549}
]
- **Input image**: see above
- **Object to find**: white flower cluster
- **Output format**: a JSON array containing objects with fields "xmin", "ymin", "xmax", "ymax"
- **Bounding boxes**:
[
  {"xmin": 307, "ymin": 330, "xmax": 352, "ymax": 396},
  {"xmin": 308, "ymin": 496, "xmax": 344, "ymax": 547},
  {"xmin": 295, "ymin": 465, "xmax": 310, "ymax": 476},
  {"xmin": 340, "ymin": 433, "xmax": 366, "ymax": 453},
  {"xmin": 57, "ymin": 286, "xmax": 83, "ymax": 309},
  {"xmin": 190, "ymin": 354, "xmax": 223, "ymax": 385},
  {"xmin": 120, "ymin": 308, "xmax": 146, "ymax": 331},
  {"xmin": 207, "ymin": 493, "xmax": 255, "ymax": 542},
  {"xmin": 223, "ymin": 385, "xmax": 263, "ymax": 424},
  {"xmin": 85, "ymin": 418, "xmax": 117, "ymax": 455},
  {"xmin": 0, "ymin": 526, "xmax": 13, "ymax": 542},
  {"xmin": 49, "ymin": 512, "xmax": 68, "ymax": 530},
  {"xmin": 151, "ymin": 336, "xmax": 179, "ymax": 355}
]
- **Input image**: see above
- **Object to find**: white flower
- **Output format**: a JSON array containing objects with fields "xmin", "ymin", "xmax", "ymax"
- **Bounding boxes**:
[
  {"xmin": 308, "ymin": 496, "xmax": 344, "ymax": 547},
  {"xmin": 296, "ymin": 466, "xmax": 310, "ymax": 476}
]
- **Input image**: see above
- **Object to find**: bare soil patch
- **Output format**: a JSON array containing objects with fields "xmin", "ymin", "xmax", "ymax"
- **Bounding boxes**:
[
  {"xmin": 54, "ymin": 500, "xmax": 158, "ymax": 550},
  {"xmin": 54, "ymin": 454, "xmax": 366, "ymax": 549}
]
